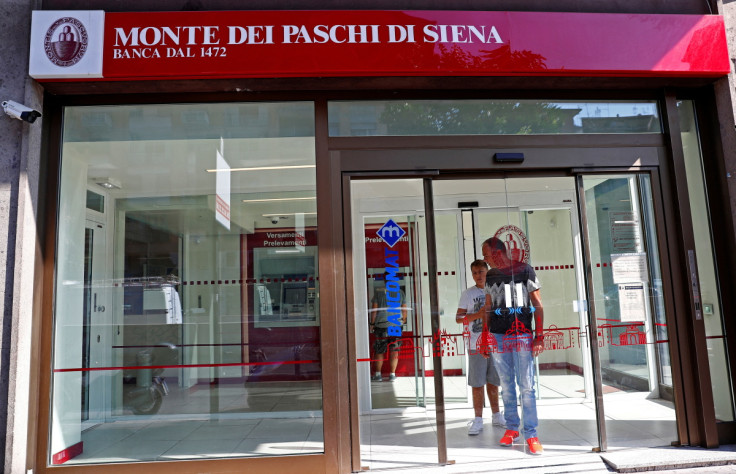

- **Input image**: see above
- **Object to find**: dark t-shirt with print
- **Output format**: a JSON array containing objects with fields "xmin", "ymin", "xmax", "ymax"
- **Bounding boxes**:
[{"xmin": 484, "ymin": 263, "xmax": 541, "ymax": 335}]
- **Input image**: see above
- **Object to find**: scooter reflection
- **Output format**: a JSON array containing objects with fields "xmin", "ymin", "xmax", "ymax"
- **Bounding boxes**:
[{"xmin": 123, "ymin": 343, "xmax": 174, "ymax": 415}]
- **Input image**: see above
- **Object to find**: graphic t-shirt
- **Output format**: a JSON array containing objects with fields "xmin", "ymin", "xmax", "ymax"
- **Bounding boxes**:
[
  {"xmin": 458, "ymin": 286, "xmax": 485, "ymax": 349},
  {"xmin": 485, "ymin": 263, "xmax": 541, "ymax": 335}
]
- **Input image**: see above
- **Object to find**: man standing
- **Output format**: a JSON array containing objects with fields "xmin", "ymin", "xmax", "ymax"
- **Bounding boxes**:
[
  {"xmin": 456, "ymin": 259, "xmax": 505, "ymax": 435},
  {"xmin": 482, "ymin": 236, "xmax": 545, "ymax": 455},
  {"xmin": 369, "ymin": 286, "xmax": 408, "ymax": 382}
]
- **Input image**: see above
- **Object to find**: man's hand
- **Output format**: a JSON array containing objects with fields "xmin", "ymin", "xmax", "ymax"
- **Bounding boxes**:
[{"xmin": 532, "ymin": 337, "xmax": 544, "ymax": 357}]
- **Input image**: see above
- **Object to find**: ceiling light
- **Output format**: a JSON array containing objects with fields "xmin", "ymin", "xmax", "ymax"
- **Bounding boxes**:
[
  {"xmin": 262, "ymin": 212, "xmax": 317, "ymax": 217},
  {"xmin": 206, "ymin": 165, "xmax": 315, "ymax": 173},
  {"xmin": 93, "ymin": 177, "xmax": 122, "ymax": 190},
  {"xmin": 243, "ymin": 197, "xmax": 316, "ymax": 203}
]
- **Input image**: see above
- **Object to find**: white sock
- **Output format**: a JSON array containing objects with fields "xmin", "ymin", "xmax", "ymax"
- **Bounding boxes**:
[
  {"xmin": 390, "ymin": 372, "xmax": 396, "ymax": 376},
  {"xmin": 375, "ymin": 371, "xmax": 381, "ymax": 377},
  {"xmin": 475, "ymin": 416, "xmax": 482, "ymax": 422}
]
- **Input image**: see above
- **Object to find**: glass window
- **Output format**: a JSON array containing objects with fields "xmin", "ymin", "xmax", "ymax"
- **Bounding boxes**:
[
  {"xmin": 51, "ymin": 102, "xmax": 322, "ymax": 465},
  {"xmin": 328, "ymin": 100, "xmax": 661, "ymax": 136},
  {"xmin": 678, "ymin": 100, "xmax": 735, "ymax": 422}
]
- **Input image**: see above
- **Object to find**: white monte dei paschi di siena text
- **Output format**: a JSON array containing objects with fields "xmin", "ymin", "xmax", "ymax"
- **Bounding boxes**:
[{"xmin": 112, "ymin": 23, "xmax": 503, "ymax": 58}]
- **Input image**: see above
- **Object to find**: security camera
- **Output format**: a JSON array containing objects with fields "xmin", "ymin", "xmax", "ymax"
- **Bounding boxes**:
[
  {"xmin": 270, "ymin": 217, "xmax": 280, "ymax": 224},
  {"xmin": 2, "ymin": 100, "xmax": 41, "ymax": 124}
]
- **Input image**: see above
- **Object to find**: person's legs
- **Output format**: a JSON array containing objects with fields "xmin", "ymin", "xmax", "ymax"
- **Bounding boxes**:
[
  {"xmin": 372, "ymin": 329, "xmax": 388, "ymax": 379},
  {"xmin": 486, "ymin": 384, "xmax": 500, "ymax": 413},
  {"xmin": 389, "ymin": 349, "xmax": 399, "ymax": 373},
  {"xmin": 374, "ymin": 353, "xmax": 385, "ymax": 372},
  {"xmin": 514, "ymin": 336, "xmax": 538, "ymax": 440},
  {"xmin": 472, "ymin": 386, "xmax": 484, "ymax": 417},
  {"xmin": 492, "ymin": 333, "xmax": 519, "ymax": 432},
  {"xmin": 466, "ymin": 352, "xmax": 487, "ymax": 434},
  {"xmin": 484, "ymin": 357, "xmax": 501, "ymax": 414}
]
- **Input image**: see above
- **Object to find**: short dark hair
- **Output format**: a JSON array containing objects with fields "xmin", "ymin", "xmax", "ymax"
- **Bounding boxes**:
[
  {"xmin": 482, "ymin": 236, "xmax": 506, "ymax": 253},
  {"xmin": 470, "ymin": 259, "xmax": 488, "ymax": 271}
]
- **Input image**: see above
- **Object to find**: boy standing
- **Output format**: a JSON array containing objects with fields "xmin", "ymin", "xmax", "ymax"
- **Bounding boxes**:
[{"xmin": 456, "ymin": 259, "xmax": 505, "ymax": 435}]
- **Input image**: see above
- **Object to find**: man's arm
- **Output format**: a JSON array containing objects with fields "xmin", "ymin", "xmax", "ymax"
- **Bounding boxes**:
[
  {"xmin": 529, "ymin": 289, "xmax": 544, "ymax": 357},
  {"xmin": 455, "ymin": 304, "xmax": 486, "ymax": 325},
  {"xmin": 369, "ymin": 302, "xmax": 378, "ymax": 327}
]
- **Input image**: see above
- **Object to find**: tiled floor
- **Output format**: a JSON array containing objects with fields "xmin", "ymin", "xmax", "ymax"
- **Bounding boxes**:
[
  {"xmin": 69, "ymin": 417, "xmax": 324, "ymax": 464},
  {"xmin": 361, "ymin": 373, "xmax": 678, "ymax": 470},
  {"xmin": 360, "ymin": 394, "xmax": 678, "ymax": 470},
  {"xmin": 66, "ymin": 374, "xmax": 676, "ymax": 468}
]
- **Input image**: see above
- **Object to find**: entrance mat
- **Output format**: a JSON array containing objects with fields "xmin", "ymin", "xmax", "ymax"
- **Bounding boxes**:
[
  {"xmin": 600, "ymin": 445, "xmax": 736, "ymax": 472},
  {"xmin": 577, "ymin": 385, "xmax": 622, "ymax": 394}
]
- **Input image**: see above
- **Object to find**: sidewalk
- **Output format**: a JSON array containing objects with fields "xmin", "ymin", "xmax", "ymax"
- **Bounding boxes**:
[{"xmin": 381, "ymin": 445, "xmax": 736, "ymax": 473}]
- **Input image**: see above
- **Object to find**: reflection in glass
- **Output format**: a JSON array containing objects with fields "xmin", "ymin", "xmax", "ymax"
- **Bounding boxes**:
[
  {"xmin": 51, "ymin": 102, "xmax": 322, "ymax": 465},
  {"xmin": 583, "ymin": 174, "xmax": 677, "ymax": 448},
  {"xmin": 679, "ymin": 99, "xmax": 734, "ymax": 422},
  {"xmin": 328, "ymin": 100, "xmax": 661, "ymax": 136}
]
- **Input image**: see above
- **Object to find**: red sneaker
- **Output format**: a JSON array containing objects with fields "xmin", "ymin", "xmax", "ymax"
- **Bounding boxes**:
[
  {"xmin": 526, "ymin": 437, "xmax": 544, "ymax": 455},
  {"xmin": 499, "ymin": 430, "xmax": 520, "ymax": 446}
]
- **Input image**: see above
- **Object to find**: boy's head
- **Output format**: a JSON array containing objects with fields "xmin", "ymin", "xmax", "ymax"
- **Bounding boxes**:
[{"xmin": 470, "ymin": 259, "xmax": 488, "ymax": 288}]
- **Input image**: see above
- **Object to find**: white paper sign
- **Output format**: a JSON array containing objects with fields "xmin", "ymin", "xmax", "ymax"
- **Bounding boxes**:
[
  {"xmin": 611, "ymin": 253, "xmax": 648, "ymax": 284},
  {"xmin": 618, "ymin": 284, "xmax": 646, "ymax": 322},
  {"xmin": 610, "ymin": 211, "xmax": 642, "ymax": 253},
  {"xmin": 215, "ymin": 150, "xmax": 230, "ymax": 230}
]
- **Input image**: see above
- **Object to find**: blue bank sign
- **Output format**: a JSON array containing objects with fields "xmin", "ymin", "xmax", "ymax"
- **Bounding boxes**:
[
  {"xmin": 377, "ymin": 218, "xmax": 406, "ymax": 336},
  {"xmin": 376, "ymin": 218, "xmax": 406, "ymax": 247}
]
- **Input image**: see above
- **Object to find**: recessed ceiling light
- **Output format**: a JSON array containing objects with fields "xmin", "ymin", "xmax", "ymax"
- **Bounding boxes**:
[
  {"xmin": 262, "ymin": 212, "xmax": 317, "ymax": 217},
  {"xmin": 243, "ymin": 197, "xmax": 316, "ymax": 203},
  {"xmin": 93, "ymin": 177, "xmax": 122, "ymax": 189},
  {"xmin": 206, "ymin": 165, "xmax": 315, "ymax": 173}
]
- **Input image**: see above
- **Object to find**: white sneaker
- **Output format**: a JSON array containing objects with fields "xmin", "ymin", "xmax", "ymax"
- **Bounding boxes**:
[
  {"xmin": 467, "ymin": 418, "xmax": 484, "ymax": 435},
  {"xmin": 492, "ymin": 412, "xmax": 506, "ymax": 427}
]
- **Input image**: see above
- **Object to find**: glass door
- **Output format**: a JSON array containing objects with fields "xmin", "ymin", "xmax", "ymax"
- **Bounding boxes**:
[
  {"xmin": 82, "ymin": 217, "xmax": 109, "ymax": 426},
  {"xmin": 349, "ymin": 172, "xmax": 679, "ymax": 470},
  {"xmin": 580, "ymin": 174, "xmax": 678, "ymax": 450},
  {"xmin": 351, "ymin": 179, "xmax": 435, "ymax": 469},
  {"xmin": 432, "ymin": 177, "xmax": 596, "ymax": 461}
]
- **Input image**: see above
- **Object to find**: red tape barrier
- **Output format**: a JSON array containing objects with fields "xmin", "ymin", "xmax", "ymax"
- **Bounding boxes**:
[{"xmin": 54, "ymin": 359, "xmax": 320, "ymax": 373}]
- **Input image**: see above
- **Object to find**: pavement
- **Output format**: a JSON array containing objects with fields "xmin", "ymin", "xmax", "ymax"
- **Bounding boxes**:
[{"xmin": 379, "ymin": 445, "xmax": 736, "ymax": 473}]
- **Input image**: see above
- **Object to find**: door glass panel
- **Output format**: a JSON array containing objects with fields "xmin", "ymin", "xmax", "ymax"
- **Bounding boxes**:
[
  {"xmin": 582, "ymin": 174, "xmax": 678, "ymax": 448},
  {"xmin": 351, "ymin": 179, "xmax": 434, "ymax": 469},
  {"xmin": 678, "ymin": 99, "xmax": 734, "ymax": 422},
  {"xmin": 51, "ymin": 102, "xmax": 322, "ymax": 466},
  {"xmin": 351, "ymin": 173, "xmax": 680, "ymax": 469},
  {"xmin": 433, "ymin": 177, "xmax": 598, "ymax": 460}
]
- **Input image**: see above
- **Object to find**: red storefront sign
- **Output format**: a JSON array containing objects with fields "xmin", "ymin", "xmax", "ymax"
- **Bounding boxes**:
[{"xmin": 30, "ymin": 10, "xmax": 730, "ymax": 80}]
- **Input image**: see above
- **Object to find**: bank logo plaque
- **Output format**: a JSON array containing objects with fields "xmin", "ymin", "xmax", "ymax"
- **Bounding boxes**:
[
  {"xmin": 376, "ymin": 219, "xmax": 405, "ymax": 247},
  {"xmin": 44, "ymin": 17, "xmax": 89, "ymax": 67}
]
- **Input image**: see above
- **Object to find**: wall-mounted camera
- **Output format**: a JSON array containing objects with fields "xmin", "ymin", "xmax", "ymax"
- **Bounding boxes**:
[
  {"xmin": 271, "ymin": 217, "xmax": 281, "ymax": 224},
  {"xmin": 2, "ymin": 100, "xmax": 42, "ymax": 124}
]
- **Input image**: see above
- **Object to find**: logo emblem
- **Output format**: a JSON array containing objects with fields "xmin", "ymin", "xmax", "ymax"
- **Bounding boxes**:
[
  {"xmin": 376, "ymin": 219, "xmax": 406, "ymax": 248},
  {"xmin": 44, "ymin": 17, "xmax": 88, "ymax": 67},
  {"xmin": 494, "ymin": 224, "xmax": 530, "ymax": 263}
]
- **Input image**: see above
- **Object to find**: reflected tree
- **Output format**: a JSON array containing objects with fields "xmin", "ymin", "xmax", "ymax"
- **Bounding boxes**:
[{"xmin": 380, "ymin": 99, "xmax": 579, "ymax": 135}]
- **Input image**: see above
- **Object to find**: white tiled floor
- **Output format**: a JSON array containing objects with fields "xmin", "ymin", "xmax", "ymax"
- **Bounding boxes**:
[
  {"xmin": 68, "ymin": 417, "xmax": 325, "ymax": 464},
  {"xmin": 360, "ymin": 394, "xmax": 678, "ymax": 471},
  {"xmin": 65, "ymin": 375, "xmax": 677, "ymax": 469},
  {"xmin": 360, "ymin": 374, "xmax": 678, "ymax": 470}
]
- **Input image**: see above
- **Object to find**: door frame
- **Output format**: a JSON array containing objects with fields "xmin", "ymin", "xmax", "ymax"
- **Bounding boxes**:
[{"xmin": 330, "ymin": 134, "xmax": 707, "ymax": 470}]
